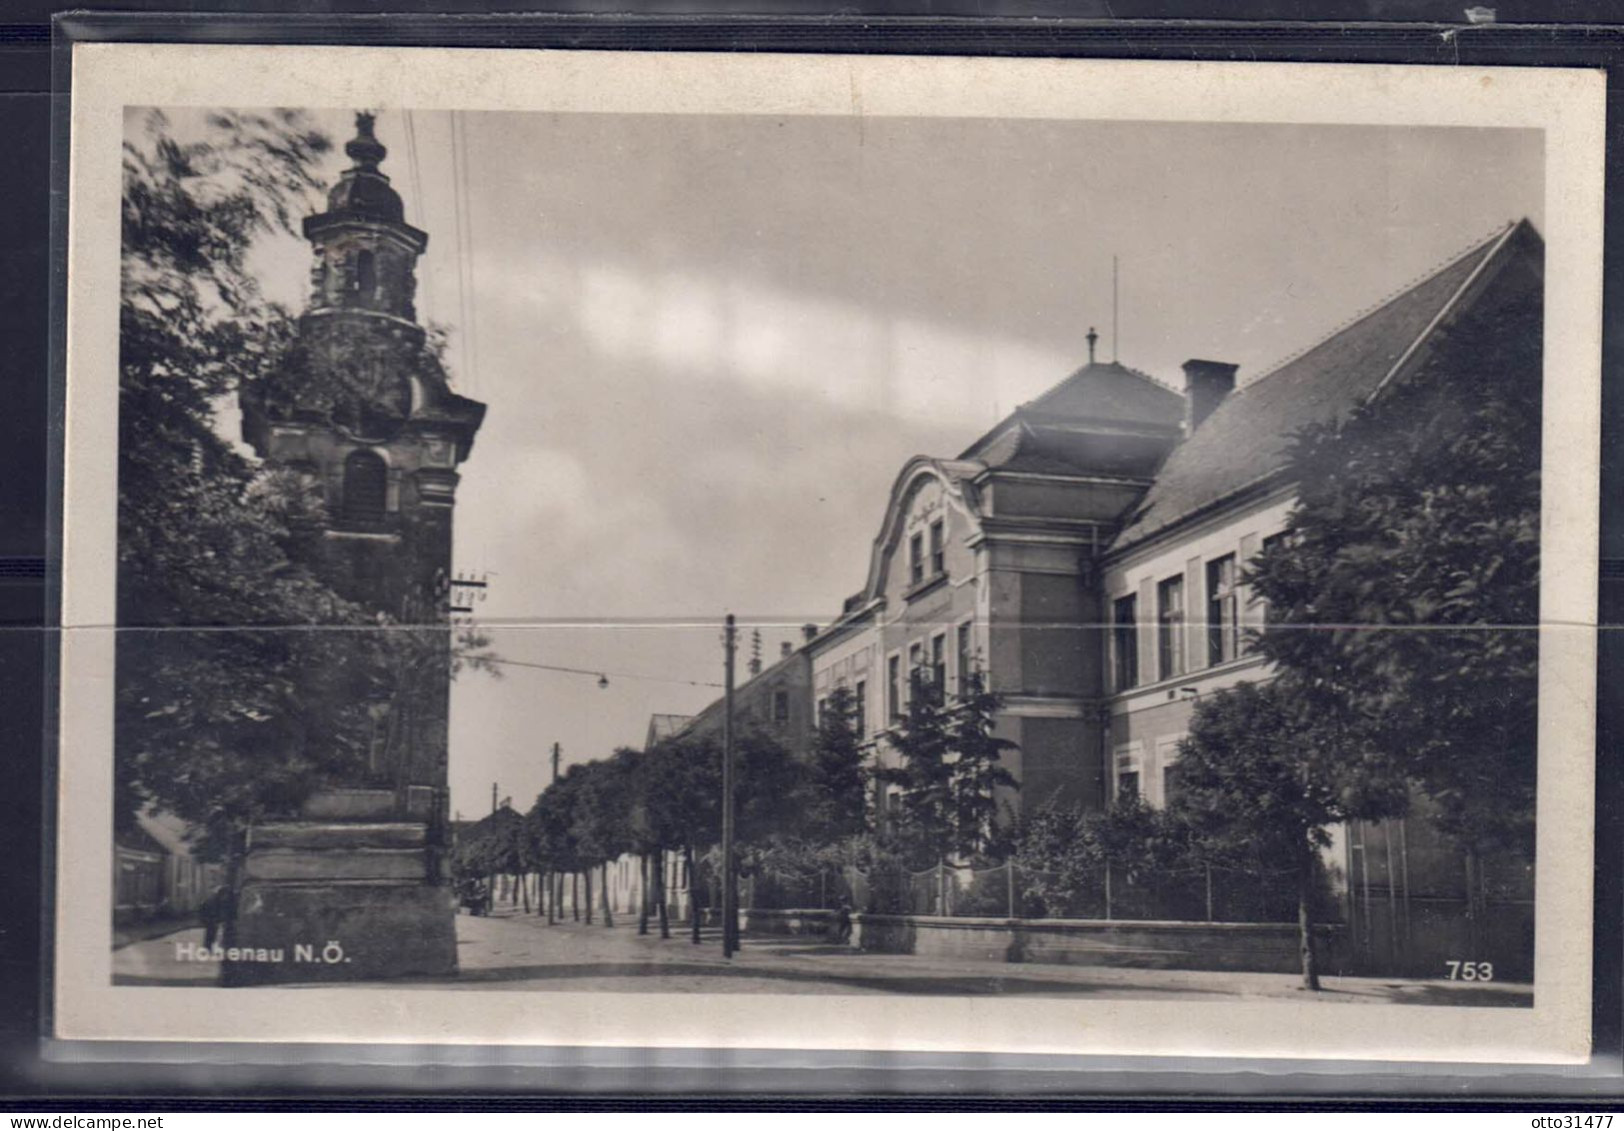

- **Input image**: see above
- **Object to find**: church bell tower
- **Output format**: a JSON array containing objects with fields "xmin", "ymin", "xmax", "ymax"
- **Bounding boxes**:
[{"xmin": 228, "ymin": 112, "xmax": 485, "ymax": 985}]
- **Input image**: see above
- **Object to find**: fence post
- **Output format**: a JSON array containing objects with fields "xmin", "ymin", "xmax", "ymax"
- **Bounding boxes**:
[
  {"xmin": 1006, "ymin": 860, "xmax": 1015, "ymax": 919},
  {"xmin": 1105, "ymin": 860, "xmax": 1113, "ymax": 921},
  {"xmin": 1205, "ymin": 864, "xmax": 1214, "ymax": 923}
]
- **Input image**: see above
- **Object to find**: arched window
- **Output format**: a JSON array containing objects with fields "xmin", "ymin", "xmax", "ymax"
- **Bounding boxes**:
[
  {"xmin": 342, "ymin": 449, "xmax": 388, "ymax": 523},
  {"xmin": 354, "ymin": 250, "xmax": 377, "ymax": 298}
]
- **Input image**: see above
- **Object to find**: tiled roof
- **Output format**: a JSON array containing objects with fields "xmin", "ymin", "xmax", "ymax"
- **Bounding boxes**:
[
  {"xmin": 1110, "ymin": 222, "xmax": 1530, "ymax": 553},
  {"xmin": 646, "ymin": 713, "xmax": 694, "ymax": 743},
  {"xmin": 116, "ymin": 820, "xmax": 168, "ymax": 857},
  {"xmin": 1021, "ymin": 360, "xmax": 1186, "ymax": 428},
  {"xmin": 959, "ymin": 361, "xmax": 1186, "ymax": 468}
]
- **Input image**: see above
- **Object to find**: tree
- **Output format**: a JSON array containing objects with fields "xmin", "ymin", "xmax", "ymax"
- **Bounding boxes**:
[
  {"xmin": 946, "ymin": 672, "xmax": 1018, "ymax": 859},
  {"xmin": 117, "ymin": 110, "xmax": 377, "ymax": 860},
  {"xmin": 1246, "ymin": 269, "xmax": 1543, "ymax": 946},
  {"xmin": 641, "ymin": 734, "xmax": 722, "ymax": 942},
  {"xmin": 1011, "ymin": 796, "xmax": 1203, "ymax": 921},
  {"xmin": 879, "ymin": 669, "xmax": 1017, "ymax": 866},
  {"xmin": 453, "ymin": 805, "xmax": 532, "ymax": 910},
  {"xmin": 734, "ymin": 721, "xmax": 808, "ymax": 845},
  {"xmin": 574, "ymin": 750, "xmax": 640, "ymax": 928},
  {"xmin": 116, "ymin": 110, "xmax": 499, "ymax": 867},
  {"xmin": 806, "ymin": 685, "xmax": 869, "ymax": 844},
  {"xmin": 876, "ymin": 674, "xmax": 955, "ymax": 867},
  {"xmin": 530, "ymin": 767, "xmax": 587, "ymax": 921},
  {"xmin": 1172, "ymin": 681, "xmax": 1394, "ymax": 990}
]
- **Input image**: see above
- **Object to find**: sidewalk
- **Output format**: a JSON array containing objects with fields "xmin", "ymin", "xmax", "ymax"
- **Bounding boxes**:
[
  {"xmin": 113, "ymin": 913, "xmax": 200, "ymax": 950},
  {"xmin": 448, "ymin": 911, "xmax": 1532, "ymax": 1005},
  {"xmin": 111, "ymin": 909, "xmax": 1533, "ymax": 1006}
]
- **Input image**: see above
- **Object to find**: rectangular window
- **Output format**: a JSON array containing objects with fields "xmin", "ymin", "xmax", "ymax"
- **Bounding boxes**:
[
  {"xmin": 816, "ymin": 696, "xmax": 828, "ymax": 727},
  {"xmin": 1157, "ymin": 575, "xmax": 1185, "ymax": 681},
  {"xmin": 887, "ymin": 656, "xmax": 901, "ymax": 721},
  {"xmin": 1206, "ymin": 554, "xmax": 1238, "ymax": 667},
  {"xmin": 909, "ymin": 532, "xmax": 924, "ymax": 585},
  {"xmin": 1154, "ymin": 735, "xmax": 1187, "ymax": 809},
  {"xmin": 930, "ymin": 632, "xmax": 946, "ymax": 689},
  {"xmin": 1112, "ymin": 594, "xmax": 1139, "ymax": 690},
  {"xmin": 929, "ymin": 518, "xmax": 945, "ymax": 576},
  {"xmin": 908, "ymin": 642, "xmax": 923, "ymax": 696},
  {"xmin": 1114, "ymin": 745, "xmax": 1142, "ymax": 806},
  {"xmin": 854, "ymin": 680, "xmax": 867, "ymax": 737},
  {"xmin": 956, "ymin": 621, "xmax": 973, "ymax": 694},
  {"xmin": 1249, "ymin": 532, "xmax": 1287, "ymax": 649},
  {"xmin": 773, "ymin": 689, "xmax": 789, "ymax": 723}
]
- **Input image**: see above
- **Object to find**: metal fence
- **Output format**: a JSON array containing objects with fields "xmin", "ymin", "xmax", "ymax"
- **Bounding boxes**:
[{"xmin": 751, "ymin": 859, "xmax": 1303, "ymax": 924}]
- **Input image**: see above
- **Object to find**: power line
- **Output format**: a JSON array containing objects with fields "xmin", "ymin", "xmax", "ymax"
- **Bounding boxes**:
[
  {"xmin": 458, "ymin": 112, "xmax": 481, "ymax": 398},
  {"xmin": 399, "ymin": 109, "xmax": 424, "ymax": 227},
  {"xmin": 482, "ymin": 654, "xmax": 723, "ymax": 690},
  {"xmin": 401, "ymin": 109, "xmax": 435, "ymax": 325},
  {"xmin": 448, "ymin": 110, "xmax": 480, "ymax": 397}
]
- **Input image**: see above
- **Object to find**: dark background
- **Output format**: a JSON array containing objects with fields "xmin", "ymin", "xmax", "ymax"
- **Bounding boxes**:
[{"xmin": 1, "ymin": 0, "xmax": 1620, "ymax": 1108}]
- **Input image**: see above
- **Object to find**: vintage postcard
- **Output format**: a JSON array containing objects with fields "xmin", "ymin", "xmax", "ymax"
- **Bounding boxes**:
[{"xmin": 54, "ymin": 43, "xmax": 1603, "ymax": 1063}]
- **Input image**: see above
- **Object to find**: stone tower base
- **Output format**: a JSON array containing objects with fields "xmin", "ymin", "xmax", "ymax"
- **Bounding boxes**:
[
  {"xmin": 221, "ymin": 789, "xmax": 457, "ymax": 986},
  {"xmin": 223, "ymin": 880, "xmax": 458, "ymax": 986}
]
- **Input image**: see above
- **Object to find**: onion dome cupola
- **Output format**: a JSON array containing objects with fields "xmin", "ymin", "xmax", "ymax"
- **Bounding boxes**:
[{"xmin": 302, "ymin": 112, "xmax": 429, "ymax": 323}]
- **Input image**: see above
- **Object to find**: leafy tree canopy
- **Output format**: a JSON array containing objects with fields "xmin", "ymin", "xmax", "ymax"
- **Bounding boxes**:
[
  {"xmin": 1247, "ymin": 268, "xmax": 1542, "ymax": 855},
  {"xmin": 879, "ymin": 669, "xmax": 1017, "ymax": 866}
]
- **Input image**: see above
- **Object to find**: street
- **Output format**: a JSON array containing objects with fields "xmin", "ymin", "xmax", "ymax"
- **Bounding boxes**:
[{"xmin": 113, "ymin": 909, "xmax": 1531, "ymax": 1006}]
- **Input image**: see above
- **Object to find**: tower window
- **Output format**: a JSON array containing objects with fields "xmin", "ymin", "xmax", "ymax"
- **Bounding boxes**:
[
  {"xmin": 342, "ymin": 449, "xmax": 388, "ymax": 522},
  {"xmin": 354, "ymin": 250, "xmax": 377, "ymax": 298}
]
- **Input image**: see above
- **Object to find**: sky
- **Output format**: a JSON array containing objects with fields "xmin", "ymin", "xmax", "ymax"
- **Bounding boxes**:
[{"xmin": 151, "ymin": 107, "xmax": 1543, "ymax": 819}]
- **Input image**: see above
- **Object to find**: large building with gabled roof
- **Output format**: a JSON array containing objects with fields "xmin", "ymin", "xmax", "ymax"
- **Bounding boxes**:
[
  {"xmin": 798, "ymin": 218, "xmax": 1541, "ymax": 974},
  {"xmin": 808, "ymin": 336, "xmax": 1194, "ymax": 820}
]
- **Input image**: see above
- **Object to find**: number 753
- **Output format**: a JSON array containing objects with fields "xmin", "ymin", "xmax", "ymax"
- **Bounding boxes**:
[{"xmin": 1445, "ymin": 960, "xmax": 1494, "ymax": 981}]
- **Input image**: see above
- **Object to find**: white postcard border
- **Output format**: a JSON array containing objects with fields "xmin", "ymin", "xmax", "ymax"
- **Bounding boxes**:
[{"xmin": 56, "ymin": 43, "xmax": 1604, "ymax": 1063}]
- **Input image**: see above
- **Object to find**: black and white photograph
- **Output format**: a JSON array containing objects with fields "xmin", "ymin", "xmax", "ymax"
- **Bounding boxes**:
[{"xmin": 55, "ymin": 46, "xmax": 1602, "ymax": 1061}]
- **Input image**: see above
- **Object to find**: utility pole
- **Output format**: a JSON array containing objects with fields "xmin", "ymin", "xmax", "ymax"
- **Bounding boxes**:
[
  {"xmin": 547, "ymin": 742, "xmax": 561, "ymax": 925},
  {"xmin": 721, "ymin": 613, "xmax": 739, "ymax": 958},
  {"xmin": 491, "ymin": 782, "xmax": 497, "ymax": 815}
]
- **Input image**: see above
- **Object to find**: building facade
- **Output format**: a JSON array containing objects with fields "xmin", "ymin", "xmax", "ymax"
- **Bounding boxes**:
[
  {"xmin": 1095, "ymin": 220, "xmax": 1541, "ymax": 977},
  {"xmin": 789, "ymin": 220, "xmax": 1542, "ymax": 975},
  {"xmin": 113, "ymin": 811, "xmax": 225, "ymax": 926},
  {"xmin": 807, "ymin": 344, "xmax": 1188, "ymax": 819}
]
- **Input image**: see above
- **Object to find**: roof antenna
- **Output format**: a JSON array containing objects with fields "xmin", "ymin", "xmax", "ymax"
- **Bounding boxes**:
[
  {"xmin": 1112, "ymin": 254, "xmax": 1120, "ymax": 362},
  {"xmin": 1086, "ymin": 326, "xmax": 1098, "ymax": 366}
]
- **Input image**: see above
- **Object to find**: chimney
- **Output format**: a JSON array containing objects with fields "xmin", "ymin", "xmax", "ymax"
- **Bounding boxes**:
[
  {"xmin": 780, "ymin": 641, "xmax": 793, "ymax": 659},
  {"xmin": 801, "ymin": 623, "xmax": 819, "ymax": 643},
  {"xmin": 1182, "ymin": 359, "xmax": 1238, "ymax": 434}
]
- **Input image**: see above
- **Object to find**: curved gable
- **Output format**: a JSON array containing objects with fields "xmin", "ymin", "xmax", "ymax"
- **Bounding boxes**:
[{"xmin": 857, "ymin": 457, "xmax": 986, "ymax": 608}]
